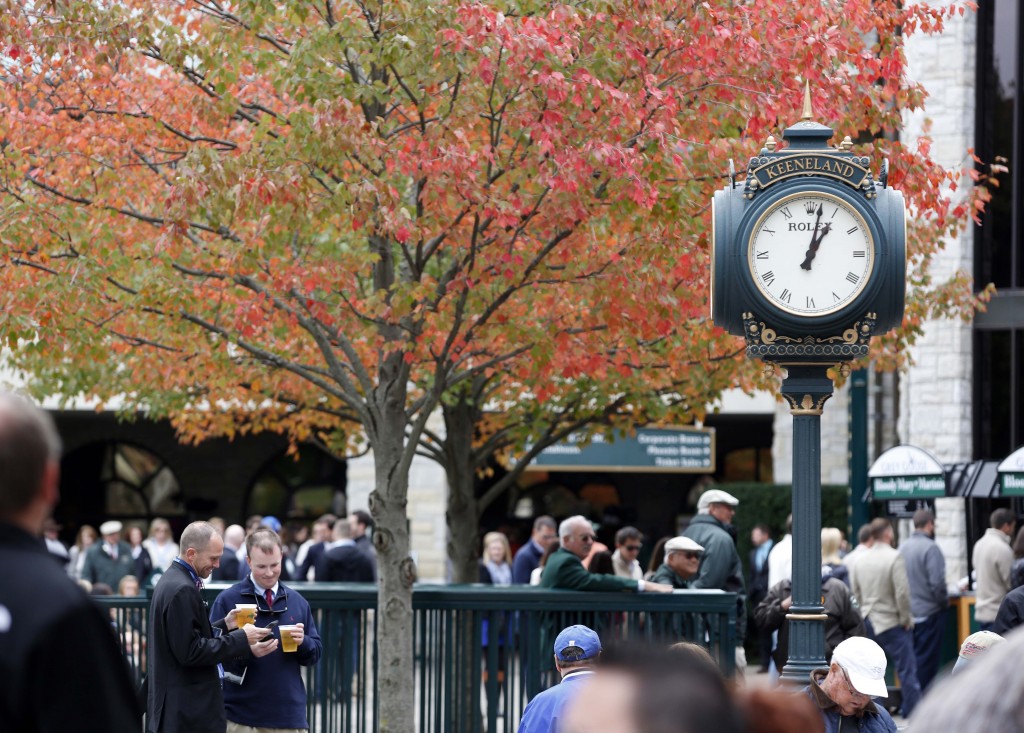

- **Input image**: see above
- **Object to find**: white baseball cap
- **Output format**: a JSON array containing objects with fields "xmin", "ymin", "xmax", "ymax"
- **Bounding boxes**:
[
  {"xmin": 953, "ymin": 630, "xmax": 1005, "ymax": 673},
  {"xmin": 831, "ymin": 637, "xmax": 888, "ymax": 698}
]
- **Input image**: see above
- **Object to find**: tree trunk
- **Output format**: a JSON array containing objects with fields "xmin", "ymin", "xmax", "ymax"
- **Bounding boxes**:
[
  {"xmin": 370, "ymin": 359, "xmax": 417, "ymax": 733},
  {"xmin": 443, "ymin": 395, "xmax": 482, "ymax": 585}
]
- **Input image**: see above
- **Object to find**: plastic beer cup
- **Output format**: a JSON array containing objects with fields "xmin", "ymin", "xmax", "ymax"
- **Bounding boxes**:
[
  {"xmin": 235, "ymin": 603, "xmax": 257, "ymax": 626},
  {"xmin": 279, "ymin": 625, "xmax": 299, "ymax": 652}
]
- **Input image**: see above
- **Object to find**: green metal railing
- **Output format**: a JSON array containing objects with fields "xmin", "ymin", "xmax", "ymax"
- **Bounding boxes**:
[{"xmin": 96, "ymin": 583, "xmax": 736, "ymax": 733}]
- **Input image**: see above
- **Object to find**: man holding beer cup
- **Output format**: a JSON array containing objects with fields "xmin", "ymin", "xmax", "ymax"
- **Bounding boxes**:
[
  {"xmin": 148, "ymin": 521, "xmax": 278, "ymax": 733},
  {"xmin": 210, "ymin": 527, "xmax": 323, "ymax": 733}
]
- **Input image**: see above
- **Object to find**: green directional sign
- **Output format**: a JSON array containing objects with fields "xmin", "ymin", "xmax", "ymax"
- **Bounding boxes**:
[
  {"xmin": 871, "ymin": 475, "xmax": 946, "ymax": 499},
  {"xmin": 526, "ymin": 426, "xmax": 715, "ymax": 473},
  {"xmin": 998, "ymin": 446, "xmax": 1024, "ymax": 496},
  {"xmin": 868, "ymin": 444, "xmax": 946, "ymax": 500}
]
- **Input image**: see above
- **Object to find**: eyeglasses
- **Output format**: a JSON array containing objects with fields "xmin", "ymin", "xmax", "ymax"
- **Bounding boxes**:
[
  {"xmin": 578, "ymin": 534, "xmax": 596, "ymax": 542},
  {"xmin": 254, "ymin": 589, "xmax": 289, "ymax": 615},
  {"xmin": 624, "ymin": 545, "xmax": 642, "ymax": 552},
  {"xmin": 223, "ymin": 666, "xmax": 248, "ymax": 686},
  {"xmin": 839, "ymin": 667, "xmax": 871, "ymax": 704},
  {"xmin": 676, "ymin": 551, "xmax": 702, "ymax": 560}
]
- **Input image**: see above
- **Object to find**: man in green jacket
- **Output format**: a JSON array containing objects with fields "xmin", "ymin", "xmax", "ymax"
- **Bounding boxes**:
[{"xmin": 540, "ymin": 516, "xmax": 672, "ymax": 594}]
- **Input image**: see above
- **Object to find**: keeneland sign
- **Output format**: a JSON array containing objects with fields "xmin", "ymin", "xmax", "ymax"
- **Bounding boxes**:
[{"xmin": 749, "ymin": 153, "xmax": 870, "ymax": 190}]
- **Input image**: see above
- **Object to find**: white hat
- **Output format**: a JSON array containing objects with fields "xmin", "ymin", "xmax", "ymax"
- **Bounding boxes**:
[
  {"xmin": 99, "ymin": 520, "xmax": 123, "ymax": 536},
  {"xmin": 664, "ymin": 536, "xmax": 704, "ymax": 554},
  {"xmin": 831, "ymin": 637, "xmax": 888, "ymax": 698},
  {"xmin": 696, "ymin": 489, "xmax": 739, "ymax": 511}
]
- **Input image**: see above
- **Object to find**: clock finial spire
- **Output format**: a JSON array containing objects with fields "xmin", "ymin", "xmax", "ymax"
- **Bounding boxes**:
[{"xmin": 801, "ymin": 81, "xmax": 813, "ymax": 121}]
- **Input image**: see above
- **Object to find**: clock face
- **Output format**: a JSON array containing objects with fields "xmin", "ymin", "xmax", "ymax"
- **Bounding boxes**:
[{"xmin": 747, "ymin": 191, "xmax": 875, "ymax": 318}]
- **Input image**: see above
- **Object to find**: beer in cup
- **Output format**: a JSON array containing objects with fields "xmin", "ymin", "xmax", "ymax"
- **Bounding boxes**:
[
  {"xmin": 279, "ymin": 625, "xmax": 299, "ymax": 653},
  {"xmin": 235, "ymin": 603, "xmax": 257, "ymax": 627}
]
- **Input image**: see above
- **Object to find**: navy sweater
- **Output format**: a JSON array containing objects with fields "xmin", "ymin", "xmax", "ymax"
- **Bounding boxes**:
[{"xmin": 210, "ymin": 579, "xmax": 322, "ymax": 729}]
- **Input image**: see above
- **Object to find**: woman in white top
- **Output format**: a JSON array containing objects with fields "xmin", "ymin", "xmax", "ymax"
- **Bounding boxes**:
[{"xmin": 142, "ymin": 517, "xmax": 179, "ymax": 572}]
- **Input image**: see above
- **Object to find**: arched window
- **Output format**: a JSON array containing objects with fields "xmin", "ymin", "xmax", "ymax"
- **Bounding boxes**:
[
  {"xmin": 59, "ymin": 441, "xmax": 184, "ymax": 527},
  {"xmin": 247, "ymin": 445, "xmax": 347, "ymax": 520}
]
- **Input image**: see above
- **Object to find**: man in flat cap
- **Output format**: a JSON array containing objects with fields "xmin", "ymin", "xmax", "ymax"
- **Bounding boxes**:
[
  {"xmin": 82, "ymin": 518, "xmax": 135, "ymax": 589},
  {"xmin": 684, "ymin": 489, "xmax": 747, "ymax": 675},
  {"xmin": 516, "ymin": 624, "xmax": 601, "ymax": 733},
  {"xmin": 683, "ymin": 490, "xmax": 744, "ymax": 595},
  {"xmin": 650, "ymin": 536, "xmax": 704, "ymax": 589}
]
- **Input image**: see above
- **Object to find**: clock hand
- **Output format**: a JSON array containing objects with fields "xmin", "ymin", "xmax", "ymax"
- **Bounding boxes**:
[
  {"xmin": 800, "ymin": 204, "xmax": 824, "ymax": 270},
  {"xmin": 800, "ymin": 218, "xmax": 831, "ymax": 270}
]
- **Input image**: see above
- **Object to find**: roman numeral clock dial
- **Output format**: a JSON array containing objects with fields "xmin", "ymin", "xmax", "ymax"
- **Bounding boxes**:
[{"xmin": 747, "ymin": 191, "xmax": 875, "ymax": 318}]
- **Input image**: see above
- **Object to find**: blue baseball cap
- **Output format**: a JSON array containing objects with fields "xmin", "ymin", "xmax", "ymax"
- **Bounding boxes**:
[
  {"xmin": 261, "ymin": 516, "xmax": 282, "ymax": 533},
  {"xmin": 553, "ymin": 624, "xmax": 601, "ymax": 662}
]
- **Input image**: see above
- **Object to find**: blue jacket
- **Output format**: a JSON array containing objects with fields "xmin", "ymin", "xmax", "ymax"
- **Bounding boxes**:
[
  {"xmin": 512, "ymin": 539, "xmax": 544, "ymax": 584},
  {"xmin": 210, "ymin": 578, "xmax": 322, "ymax": 729},
  {"xmin": 516, "ymin": 669, "xmax": 594, "ymax": 733}
]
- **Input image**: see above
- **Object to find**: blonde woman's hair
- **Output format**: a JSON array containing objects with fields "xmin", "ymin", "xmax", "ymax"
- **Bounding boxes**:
[
  {"xmin": 821, "ymin": 527, "xmax": 843, "ymax": 565},
  {"xmin": 481, "ymin": 531, "xmax": 512, "ymax": 565}
]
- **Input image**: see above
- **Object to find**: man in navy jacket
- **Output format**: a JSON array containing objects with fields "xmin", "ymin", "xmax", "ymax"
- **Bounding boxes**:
[
  {"xmin": 512, "ymin": 515, "xmax": 558, "ymax": 584},
  {"xmin": 211, "ymin": 527, "xmax": 323, "ymax": 732}
]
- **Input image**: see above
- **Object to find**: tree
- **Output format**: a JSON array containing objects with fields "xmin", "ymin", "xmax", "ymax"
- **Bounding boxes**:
[{"xmin": 0, "ymin": 1, "xmax": 986, "ymax": 730}]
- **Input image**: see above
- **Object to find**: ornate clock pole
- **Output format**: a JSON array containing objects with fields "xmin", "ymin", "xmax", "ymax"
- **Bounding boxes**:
[{"xmin": 711, "ymin": 87, "xmax": 905, "ymax": 683}]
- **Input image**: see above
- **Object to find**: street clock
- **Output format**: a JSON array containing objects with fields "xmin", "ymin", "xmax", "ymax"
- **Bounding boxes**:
[{"xmin": 711, "ymin": 110, "xmax": 906, "ymax": 358}]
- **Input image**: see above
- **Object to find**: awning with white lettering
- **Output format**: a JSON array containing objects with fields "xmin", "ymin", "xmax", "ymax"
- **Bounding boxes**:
[
  {"xmin": 997, "ymin": 446, "xmax": 1024, "ymax": 497},
  {"xmin": 867, "ymin": 445, "xmax": 947, "ymax": 500}
]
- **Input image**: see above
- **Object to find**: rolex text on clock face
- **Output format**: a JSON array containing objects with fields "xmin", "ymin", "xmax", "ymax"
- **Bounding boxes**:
[{"xmin": 747, "ymin": 191, "xmax": 875, "ymax": 317}]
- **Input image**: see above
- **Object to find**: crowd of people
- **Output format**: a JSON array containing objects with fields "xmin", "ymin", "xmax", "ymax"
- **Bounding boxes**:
[
  {"xmin": 8, "ymin": 385, "xmax": 1024, "ymax": 733},
  {"xmin": 50, "ymin": 509, "xmax": 379, "ymax": 592}
]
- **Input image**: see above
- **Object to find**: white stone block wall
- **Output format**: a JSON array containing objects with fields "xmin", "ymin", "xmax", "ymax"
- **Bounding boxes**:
[
  {"xmin": 900, "ymin": 7, "xmax": 977, "ymax": 463},
  {"xmin": 772, "ymin": 379, "xmax": 851, "ymax": 487},
  {"xmin": 899, "ymin": 4, "xmax": 978, "ymax": 581},
  {"xmin": 345, "ymin": 412, "xmax": 450, "ymax": 583}
]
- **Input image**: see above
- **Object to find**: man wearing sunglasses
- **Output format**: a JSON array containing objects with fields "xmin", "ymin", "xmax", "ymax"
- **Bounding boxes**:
[
  {"xmin": 611, "ymin": 527, "xmax": 645, "ymax": 581},
  {"xmin": 649, "ymin": 536, "xmax": 705, "ymax": 589},
  {"xmin": 539, "ymin": 516, "xmax": 672, "ymax": 593},
  {"xmin": 804, "ymin": 636, "xmax": 897, "ymax": 733}
]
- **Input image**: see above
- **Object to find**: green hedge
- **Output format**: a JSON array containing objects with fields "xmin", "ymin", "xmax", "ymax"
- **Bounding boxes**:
[{"xmin": 720, "ymin": 483, "xmax": 852, "ymax": 566}]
